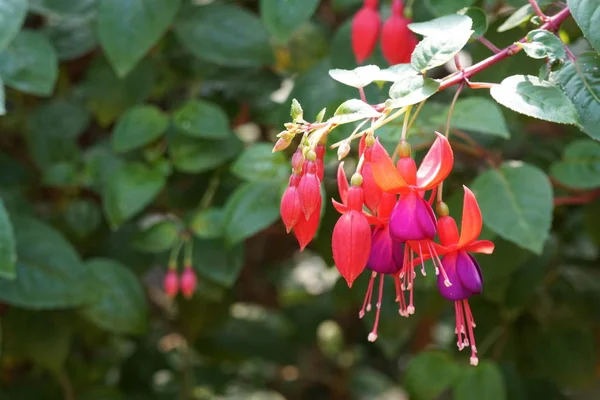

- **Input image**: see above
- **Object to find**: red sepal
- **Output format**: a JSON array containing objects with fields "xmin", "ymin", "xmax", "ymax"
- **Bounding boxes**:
[
  {"xmin": 416, "ymin": 132, "xmax": 454, "ymax": 191},
  {"xmin": 332, "ymin": 211, "xmax": 372, "ymax": 287}
]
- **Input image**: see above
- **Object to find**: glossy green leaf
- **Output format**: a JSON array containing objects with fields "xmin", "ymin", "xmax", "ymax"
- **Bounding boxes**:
[
  {"xmin": 169, "ymin": 134, "xmax": 242, "ymax": 174},
  {"xmin": 0, "ymin": 0, "xmax": 28, "ymax": 52},
  {"xmin": 0, "ymin": 30, "xmax": 58, "ymax": 96},
  {"xmin": 458, "ymin": 7, "xmax": 488, "ymax": 38},
  {"xmin": 568, "ymin": 0, "xmax": 600, "ymax": 52},
  {"xmin": 329, "ymin": 65, "xmax": 381, "ymax": 89},
  {"xmin": 223, "ymin": 181, "xmax": 281, "ymax": 244},
  {"xmin": 375, "ymin": 64, "xmax": 420, "ymax": 82},
  {"xmin": 490, "ymin": 75, "xmax": 579, "ymax": 126},
  {"xmin": 411, "ymin": 23, "xmax": 473, "ymax": 72},
  {"xmin": 80, "ymin": 258, "xmax": 148, "ymax": 335},
  {"xmin": 102, "ymin": 162, "xmax": 168, "ymax": 228},
  {"xmin": 554, "ymin": 52, "xmax": 600, "ymax": 140},
  {"xmin": 404, "ymin": 351, "xmax": 460, "ymax": 400},
  {"xmin": 497, "ymin": 5, "xmax": 532, "ymax": 33},
  {"xmin": 112, "ymin": 105, "xmax": 168, "ymax": 153},
  {"xmin": 330, "ymin": 99, "xmax": 381, "ymax": 124},
  {"xmin": 409, "ymin": 14, "xmax": 473, "ymax": 36},
  {"xmin": 454, "ymin": 361, "xmax": 506, "ymax": 400},
  {"xmin": 231, "ymin": 143, "xmax": 289, "ymax": 183},
  {"xmin": 64, "ymin": 199, "xmax": 101, "ymax": 239},
  {"xmin": 518, "ymin": 30, "xmax": 566, "ymax": 61},
  {"xmin": 260, "ymin": 0, "xmax": 319, "ymax": 42},
  {"xmin": 550, "ymin": 140, "xmax": 600, "ymax": 189},
  {"xmin": 172, "ymin": 99, "xmax": 231, "ymax": 139},
  {"xmin": 438, "ymin": 97, "xmax": 510, "ymax": 138},
  {"xmin": 193, "ymin": 237, "xmax": 244, "ymax": 287},
  {"xmin": 174, "ymin": 3, "xmax": 273, "ymax": 67},
  {"xmin": 387, "ymin": 75, "xmax": 440, "ymax": 109},
  {"xmin": 472, "ymin": 162, "xmax": 553, "ymax": 254},
  {"xmin": 0, "ymin": 216, "xmax": 93, "ymax": 309},
  {"xmin": 0, "ymin": 200, "xmax": 16, "ymax": 280},
  {"xmin": 98, "ymin": 0, "xmax": 181, "ymax": 77},
  {"xmin": 189, "ymin": 207, "xmax": 224, "ymax": 239},
  {"xmin": 132, "ymin": 218, "xmax": 180, "ymax": 253}
]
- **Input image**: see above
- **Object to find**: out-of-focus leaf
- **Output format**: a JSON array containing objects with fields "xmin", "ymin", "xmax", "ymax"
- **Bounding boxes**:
[
  {"xmin": 112, "ymin": 105, "xmax": 168, "ymax": 152},
  {"xmin": 98, "ymin": 0, "xmax": 181, "ymax": 76},
  {"xmin": 0, "ymin": 0, "xmax": 28, "ymax": 52},
  {"xmin": 64, "ymin": 199, "xmax": 102, "ymax": 239},
  {"xmin": 231, "ymin": 143, "xmax": 289, "ymax": 183},
  {"xmin": 471, "ymin": 162, "xmax": 553, "ymax": 254},
  {"xmin": 223, "ymin": 181, "xmax": 281, "ymax": 244},
  {"xmin": 193, "ymin": 238, "xmax": 244, "ymax": 287},
  {"xmin": 550, "ymin": 140, "xmax": 600, "ymax": 189},
  {"xmin": 0, "ymin": 200, "xmax": 16, "ymax": 280},
  {"xmin": 497, "ymin": 5, "xmax": 532, "ymax": 33},
  {"xmin": 404, "ymin": 351, "xmax": 460, "ymax": 400},
  {"xmin": 132, "ymin": 218, "xmax": 179, "ymax": 253},
  {"xmin": 174, "ymin": 3, "xmax": 273, "ymax": 67},
  {"xmin": 0, "ymin": 30, "xmax": 58, "ymax": 96},
  {"xmin": 102, "ymin": 162, "xmax": 168, "ymax": 229},
  {"xmin": 458, "ymin": 7, "xmax": 488, "ymax": 38},
  {"xmin": 80, "ymin": 258, "xmax": 148, "ymax": 335},
  {"xmin": 567, "ymin": 0, "xmax": 600, "ymax": 52},
  {"xmin": 454, "ymin": 361, "xmax": 506, "ymax": 400},
  {"xmin": 260, "ymin": 0, "xmax": 319, "ymax": 42},
  {"xmin": 437, "ymin": 97, "xmax": 510, "ymax": 138},
  {"xmin": 490, "ymin": 75, "xmax": 579, "ymax": 126},
  {"xmin": 554, "ymin": 52, "xmax": 600, "ymax": 140},
  {"xmin": 0, "ymin": 216, "xmax": 93, "ymax": 309},
  {"xmin": 168, "ymin": 134, "xmax": 242, "ymax": 173},
  {"xmin": 0, "ymin": 79, "xmax": 4, "ymax": 115},
  {"xmin": 425, "ymin": 0, "xmax": 474, "ymax": 16},
  {"xmin": 172, "ymin": 99, "xmax": 231, "ymax": 139}
]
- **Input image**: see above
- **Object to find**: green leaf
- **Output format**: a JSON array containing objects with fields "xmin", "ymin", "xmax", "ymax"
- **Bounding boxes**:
[
  {"xmin": 458, "ymin": 7, "xmax": 488, "ymax": 39},
  {"xmin": 0, "ymin": 0, "xmax": 28, "ymax": 52},
  {"xmin": 328, "ymin": 65, "xmax": 381, "ymax": 89},
  {"xmin": 490, "ymin": 75, "xmax": 579, "ymax": 126},
  {"xmin": 454, "ymin": 361, "xmax": 506, "ymax": 400},
  {"xmin": 193, "ymin": 237, "xmax": 244, "ymax": 287},
  {"xmin": 174, "ymin": 3, "xmax": 273, "ymax": 67},
  {"xmin": 330, "ymin": 99, "xmax": 381, "ymax": 124},
  {"xmin": 80, "ymin": 258, "xmax": 148, "ymax": 335},
  {"xmin": 0, "ymin": 215, "xmax": 93, "ymax": 309},
  {"xmin": 375, "ymin": 64, "xmax": 420, "ymax": 82},
  {"xmin": 409, "ymin": 14, "xmax": 473, "ymax": 37},
  {"xmin": 0, "ymin": 79, "xmax": 5, "ymax": 115},
  {"xmin": 132, "ymin": 218, "xmax": 180, "ymax": 253},
  {"xmin": 550, "ymin": 140, "xmax": 600, "ymax": 189},
  {"xmin": 438, "ymin": 97, "xmax": 510, "ymax": 138},
  {"xmin": 112, "ymin": 105, "xmax": 168, "ymax": 153},
  {"xmin": 411, "ymin": 24, "xmax": 474, "ymax": 72},
  {"xmin": 231, "ymin": 143, "xmax": 289, "ymax": 183},
  {"xmin": 425, "ymin": 0, "xmax": 474, "ymax": 16},
  {"xmin": 189, "ymin": 207, "xmax": 224, "ymax": 239},
  {"xmin": 471, "ymin": 162, "xmax": 553, "ymax": 254},
  {"xmin": 387, "ymin": 75, "xmax": 440, "ymax": 109},
  {"xmin": 404, "ymin": 351, "xmax": 460, "ymax": 400},
  {"xmin": 290, "ymin": 98, "xmax": 304, "ymax": 122},
  {"xmin": 44, "ymin": 15, "xmax": 97, "ymax": 61},
  {"xmin": 97, "ymin": 0, "xmax": 181, "ymax": 77},
  {"xmin": 102, "ymin": 162, "xmax": 168, "ymax": 229},
  {"xmin": 223, "ymin": 181, "xmax": 281, "ymax": 244},
  {"xmin": 518, "ymin": 30, "xmax": 566, "ymax": 61},
  {"xmin": 172, "ymin": 99, "xmax": 231, "ymax": 139},
  {"xmin": 63, "ymin": 199, "xmax": 101, "ymax": 239},
  {"xmin": 497, "ymin": 5, "xmax": 532, "ymax": 33},
  {"xmin": 169, "ymin": 134, "xmax": 242, "ymax": 174},
  {"xmin": 567, "ymin": 0, "xmax": 600, "ymax": 52},
  {"xmin": 260, "ymin": 0, "xmax": 319, "ymax": 42},
  {"xmin": 554, "ymin": 52, "xmax": 600, "ymax": 140},
  {"xmin": 0, "ymin": 30, "xmax": 58, "ymax": 96},
  {"xmin": 0, "ymin": 200, "xmax": 16, "ymax": 280}
]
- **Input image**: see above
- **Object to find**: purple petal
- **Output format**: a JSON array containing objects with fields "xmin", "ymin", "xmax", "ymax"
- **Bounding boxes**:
[
  {"xmin": 389, "ymin": 191, "xmax": 437, "ymax": 242},
  {"xmin": 456, "ymin": 252, "xmax": 483, "ymax": 294},
  {"xmin": 367, "ymin": 227, "xmax": 402, "ymax": 275},
  {"xmin": 437, "ymin": 252, "xmax": 473, "ymax": 301}
]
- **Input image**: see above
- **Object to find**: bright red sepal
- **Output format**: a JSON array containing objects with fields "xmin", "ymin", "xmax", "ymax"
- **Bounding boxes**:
[
  {"xmin": 337, "ymin": 163, "xmax": 349, "ymax": 204},
  {"xmin": 362, "ymin": 148, "xmax": 383, "ymax": 213},
  {"xmin": 371, "ymin": 138, "xmax": 408, "ymax": 193},
  {"xmin": 294, "ymin": 195, "xmax": 321, "ymax": 251},
  {"xmin": 458, "ymin": 186, "xmax": 482, "ymax": 248},
  {"xmin": 332, "ymin": 199, "xmax": 384, "ymax": 226},
  {"xmin": 298, "ymin": 160, "xmax": 321, "ymax": 219},
  {"xmin": 416, "ymin": 132, "xmax": 454, "ymax": 190}
]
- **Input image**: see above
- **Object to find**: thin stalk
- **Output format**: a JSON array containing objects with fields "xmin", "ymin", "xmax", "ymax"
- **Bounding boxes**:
[{"xmin": 529, "ymin": 0, "xmax": 548, "ymax": 20}]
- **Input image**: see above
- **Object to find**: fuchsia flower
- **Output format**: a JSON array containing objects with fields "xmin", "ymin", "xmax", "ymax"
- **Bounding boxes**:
[
  {"xmin": 381, "ymin": 0, "xmax": 418, "ymax": 65},
  {"xmin": 352, "ymin": 0, "xmax": 381, "ymax": 63},
  {"xmin": 180, "ymin": 266, "xmax": 197, "ymax": 299},
  {"xmin": 164, "ymin": 269, "xmax": 179, "ymax": 298}
]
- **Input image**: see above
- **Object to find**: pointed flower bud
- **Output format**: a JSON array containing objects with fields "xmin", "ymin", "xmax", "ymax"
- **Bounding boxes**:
[
  {"xmin": 352, "ymin": 0, "xmax": 381, "ymax": 63},
  {"xmin": 292, "ymin": 148, "xmax": 304, "ymax": 173},
  {"xmin": 294, "ymin": 194, "xmax": 321, "ymax": 251},
  {"xmin": 281, "ymin": 174, "xmax": 302, "ymax": 232},
  {"xmin": 316, "ymin": 143, "xmax": 326, "ymax": 181},
  {"xmin": 381, "ymin": 0, "xmax": 418, "ymax": 65},
  {"xmin": 337, "ymin": 141, "xmax": 351, "ymax": 160},
  {"xmin": 180, "ymin": 266, "xmax": 197, "ymax": 299},
  {"xmin": 273, "ymin": 136, "xmax": 292, "ymax": 152},
  {"xmin": 164, "ymin": 269, "xmax": 179, "ymax": 298},
  {"xmin": 298, "ymin": 155, "xmax": 321, "ymax": 219}
]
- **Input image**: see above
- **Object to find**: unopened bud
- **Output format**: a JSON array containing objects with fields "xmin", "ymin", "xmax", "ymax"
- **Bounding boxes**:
[
  {"xmin": 306, "ymin": 150, "xmax": 317, "ymax": 162},
  {"xmin": 337, "ymin": 141, "xmax": 351, "ymax": 160},
  {"xmin": 398, "ymin": 141, "xmax": 411, "ymax": 158},
  {"xmin": 273, "ymin": 137, "xmax": 292, "ymax": 152},
  {"xmin": 365, "ymin": 134, "xmax": 375, "ymax": 147},
  {"xmin": 315, "ymin": 108, "xmax": 326, "ymax": 123},
  {"xmin": 290, "ymin": 98, "xmax": 304, "ymax": 122},
  {"xmin": 436, "ymin": 201, "xmax": 450, "ymax": 217},
  {"xmin": 351, "ymin": 173, "xmax": 363, "ymax": 187},
  {"xmin": 163, "ymin": 269, "xmax": 179, "ymax": 298},
  {"xmin": 180, "ymin": 267, "xmax": 197, "ymax": 299},
  {"xmin": 284, "ymin": 122, "xmax": 295, "ymax": 130}
]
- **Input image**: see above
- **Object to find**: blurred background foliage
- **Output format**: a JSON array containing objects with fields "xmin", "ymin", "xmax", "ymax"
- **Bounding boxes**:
[{"xmin": 0, "ymin": 0, "xmax": 599, "ymax": 399}]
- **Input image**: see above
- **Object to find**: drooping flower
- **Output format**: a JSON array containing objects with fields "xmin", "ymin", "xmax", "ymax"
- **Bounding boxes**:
[
  {"xmin": 298, "ymin": 151, "xmax": 322, "ymax": 219},
  {"xmin": 381, "ymin": 0, "xmax": 418, "ymax": 65},
  {"xmin": 180, "ymin": 266, "xmax": 197, "ymax": 299},
  {"xmin": 425, "ymin": 187, "xmax": 494, "ymax": 366},
  {"xmin": 352, "ymin": 0, "xmax": 381, "ymax": 63},
  {"xmin": 280, "ymin": 173, "xmax": 302, "ymax": 233},
  {"xmin": 164, "ymin": 269, "xmax": 179, "ymax": 298},
  {"xmin": 293, "ymin": 192, "xmax": 321, "ymax": 251}
]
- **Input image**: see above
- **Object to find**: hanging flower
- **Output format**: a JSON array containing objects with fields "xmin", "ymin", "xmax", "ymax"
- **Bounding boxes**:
[
  {"xmin": 298, "ymin": 151, "xmax": 322, "ymax": 219},
  {"xmin": 352, "ymin": 0, "xmax": 381, "ymax": 63},
  {"xmin": 180, "ymin": 266, "xmax": 197, "ymax": 299},
  {"xmin": 381, "ymin": 0, "xmax": 418, "ymax": 65},
  {"xmin": 164, "ymin": 269, "xmax": 179, "ymax": 298}
]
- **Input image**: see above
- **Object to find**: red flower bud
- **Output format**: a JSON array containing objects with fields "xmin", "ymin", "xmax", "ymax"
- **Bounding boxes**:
[
  {"xmin": 352, "ymin": 1, "xmax": 381, "ymax": 64},
  {"xmin": 281, "ymin": 174, "xmax": 302, "ymax": 233},
  {"xmin": 180, "ymin": 267, "xmax": 197, "ymax": 299},
  {"xmin": 292, "ymin": 148, "xmax": 304, "ymax": 173},
  {"xmin": 381, "ymin": 0, "xmax": 418, "ymax": 65},
  {"xmin": 298, "ymin": 160, "xmax": 321, "ymax": 219},
  {"xmin": 316, "ymin": 143, "xmax": 326, "ymax": 181},
  {"xmin": 164, "ymin": 269, "xmax": 179, "ymax": 298},
  {"xmin": 332, "ymin": 185, "xmax": 372, "ymax": 287},
  {"xmin": 293, "ymin": 194, "xmax": 321, "ymax": 250}
]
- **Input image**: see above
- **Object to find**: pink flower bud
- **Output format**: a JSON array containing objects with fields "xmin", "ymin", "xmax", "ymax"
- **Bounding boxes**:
[
  {"xmin": 352, "ymin": 1, "xmax": 381, "ymax": 63},
  {"xmin": 164, "ymin": 269, "xmax": 179, "ymax": 298},
  {"xmin": 180, "ymin": 267, "xmax": 197, "ymax": 299},
  {"xmin": 381, "ymin": 0, "xmax": 418, "ymax": 65}
]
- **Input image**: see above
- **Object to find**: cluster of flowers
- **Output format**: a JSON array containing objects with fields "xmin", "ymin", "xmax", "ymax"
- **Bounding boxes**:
[
  {"xmin": 352, "ymin": 0, "xmax": 418, "ymax": 65},
  {"xmin": 164, "ymin": 265, "xmax": 197, "ymax": 300},
  {"xmin": 277, "ymin": 130, "xmax": 494, "ymax": 366}
]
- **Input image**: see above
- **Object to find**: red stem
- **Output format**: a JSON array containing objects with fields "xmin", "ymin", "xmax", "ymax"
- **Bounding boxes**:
[
  {"xmin": 529, "ymin": 0, "xmax": 549, "ymax": 21},
  {"xmin": 554, "ymin": 190, "xmax": 600, "ymax": 206}
]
